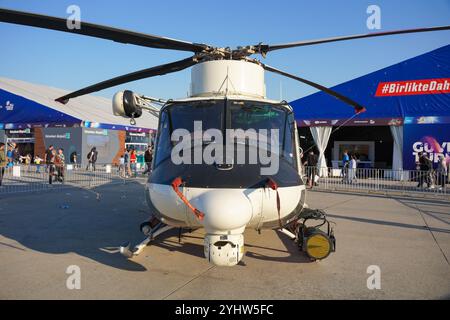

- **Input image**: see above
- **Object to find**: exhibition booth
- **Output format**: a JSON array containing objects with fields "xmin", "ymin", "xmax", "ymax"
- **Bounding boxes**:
[
  {"xmin": 0, "ymin": 77, "xmax": 158, "ymax": 165},
  {"xmin": 290, "ymin": 45, "xmax": 450, "ymax": 174}
]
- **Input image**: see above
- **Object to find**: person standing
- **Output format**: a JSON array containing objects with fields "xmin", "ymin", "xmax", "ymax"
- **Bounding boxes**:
[
  {"xmin": 436, "ymin": 155, "xmax": 447, "ymax": 190},
  {"xmin": 45, "ymin": 145, "xmax": 54, "ymax": 173},
  {"xmin": 143, "ymin": 145, "xmax": 153, "ymax": 175},
  {"xmin": 118, "ymin": 154, "xmax": 125, "ymax": 177},
  {"xmin": 303, "ymin": 150, "xmax": 318, "ymax": 189},
  {"xmin": 6, "ymin": 144, "xmax": 14, "ymax": 168},
  {"xmin": 12, "ymin": 145, "xmax": 20, "ymax": 165},
  {"xmin": 424, "ymin": 153, "xmax": 434, "ymax": 189},
  {"xmin": 130, "ymin": 149, "xmax": 137, "ymax": 177},
  {"xmin": 20, "ymin": 154, "xmax": 32, "ymax": 172},
  {"xmin": 48, "ymin": 149, "xmax": 56, "ymax": 185},
  {"xmin": 123, "ymin": 148, "xmax": 131, "ymax": 178},
  {"xmin": 0, "ymin": 143, "xmax": 7, "ymax": 187},
  {"xmin": 34, "ymin": 154, "xmax": 43, "ymax": 173},
  {"xmin": 70, "ymin": 151, "xmax": 78, "ymax": 170},
  {"xmin": 55, "ymin": 148, "xmax": 65, "ymax": 183},
  {"xmin": 348, "ymin": 154, "xmax": 358, "ymax": 184},
  {"xmin": 417, "ymin": 152, "xmax": 424, "ymax": 187},
  {"xmin": 86, "ymin": 147, "xmax": 98, "ymax": 171},
  {"xmin": 342, "ymin": 150, "xmax": 350, "ymax": 183}
]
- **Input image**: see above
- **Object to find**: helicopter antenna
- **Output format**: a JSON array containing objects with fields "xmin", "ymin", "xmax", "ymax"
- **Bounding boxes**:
[
  {"xmin": 217, "ymin": 66, "xmax": 237, "ymax": 97},
  {"xmin": 217, "ymin": 67, "xmax": 233, "ymax": 96}
]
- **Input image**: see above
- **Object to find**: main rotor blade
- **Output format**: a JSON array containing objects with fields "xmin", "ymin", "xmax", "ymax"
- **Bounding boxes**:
[
  {"xmin": 262, "ymin": 64, "xmax": 365, "ymax": 113},
  {"xmin": 0, "ymin": 8, "xmax": 209, "ymax": 52},
  {"xmin": 55, "ymin": 56, "xmax": 199, "ymax": 103},
  {"xmin": 258, "ymin": 25, "xmax": 450, "ymax": 54}
]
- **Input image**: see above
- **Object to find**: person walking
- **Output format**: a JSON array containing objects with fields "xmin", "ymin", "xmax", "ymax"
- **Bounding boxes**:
[
  {"xmin": 143, "ymin": 145, "xmax": 153, "ymax": 175},
  {"xmin": 436, "ymin": 155, "xmax": 447, "ymax": 190},
  {"xmin": 86, "ymin": 147, "xmax": 98, "ymax": 171},
  {"xmin": 0, "ymin": 143, "xmax": 7, "ymax": 187}
]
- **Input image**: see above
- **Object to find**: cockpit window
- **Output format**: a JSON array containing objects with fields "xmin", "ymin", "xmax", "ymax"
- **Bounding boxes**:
[
  {"xmin": 153, "ymin": 99, "xmax": 296, "ymax": 168},
  {"xmin": 229, "ymin": 101, "xmax": 285, "ymax": 130},
  {"xmin": 170, "ymin": 101, "xmax": 223, "ymax": 133},
  {"xmin": 228, "ymin": 101, "xmax": 287, "ymax": 151},
  {"xmin": 154, "ymin": 100, "xmax": 223, "ymax": 166}
]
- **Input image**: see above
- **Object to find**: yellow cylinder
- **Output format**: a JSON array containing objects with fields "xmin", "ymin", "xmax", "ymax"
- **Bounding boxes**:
[{"xmin": 304, "ymin": 229, "xmax": 332, "ymax": 260}]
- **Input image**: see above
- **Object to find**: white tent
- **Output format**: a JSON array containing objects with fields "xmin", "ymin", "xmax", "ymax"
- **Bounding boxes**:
[{"xmin": 0, "ymin": 77, "xmax": 159, "ymax": 130}]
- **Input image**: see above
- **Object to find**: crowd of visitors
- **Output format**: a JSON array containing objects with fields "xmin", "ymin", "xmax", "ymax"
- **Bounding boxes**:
[
  {"xmin": 119, "ymin": 145, "xmax": 153, "ymax": 178},
  {"xmin": 0, "ymin": 142, "xmax": 157, "ymax": 189},
  {"xmin": 302, "ymin": 148, "xmax": 448, "ymax": 190},
  {"xmin": 416, "ymin": 152, "xmax": 448, "ymax": 190}
]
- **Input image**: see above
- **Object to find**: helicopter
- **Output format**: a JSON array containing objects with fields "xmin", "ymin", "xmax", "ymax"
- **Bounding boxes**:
[{"xmin": 1, "ymin": 8, "xmax": 449, "ymax": 266}]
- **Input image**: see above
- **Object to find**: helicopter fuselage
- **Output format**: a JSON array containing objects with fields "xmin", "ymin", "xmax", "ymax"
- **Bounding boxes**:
[{"xmin": 145, "ymin": 95, "xmax": 306, "ymax": 266}]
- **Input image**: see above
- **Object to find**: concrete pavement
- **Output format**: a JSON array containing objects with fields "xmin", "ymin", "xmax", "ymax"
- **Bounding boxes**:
[{"xmin": 0, "ymin": 181, "xmax": 449, "ymax": 299}]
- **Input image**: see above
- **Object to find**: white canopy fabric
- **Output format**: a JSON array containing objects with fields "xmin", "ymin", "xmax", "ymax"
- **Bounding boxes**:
[
  {"xmin": 390, "ymin": 125, "xmax": 404, "ymax": 171},
  {"xmin": 0, "ymin": 77, "xmax": 159, "ymax": 130},
  {"xmin": 310, "ymin": 126, "xmax": 332, "ymax": 177}
]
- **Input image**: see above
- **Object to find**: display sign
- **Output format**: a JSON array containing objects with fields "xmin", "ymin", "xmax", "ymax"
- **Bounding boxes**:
[
  {"xmin": 83, "ymin": 129, "xmax": 108, "ymax": 136},
  {"xmin": 128, "ymin": 132, "xmax": 146, "ymax": 137},
  {"xmin": 44, "ymin": 133, "xmax": 71, "ymax": 139},
  {"xmin": 375, "ymin": 78, "xmax": 450, "ymax": 97},
  {"xmin": 297, "ymin": 118, "xmax": 403, "ymax": 127},
  {"xmin": 6, "ymin": 129, "xmax": 31, "ymax": 134},
  {"xmin": 403, "ymin": 123, "xmax": 450, "ymax": 170}
]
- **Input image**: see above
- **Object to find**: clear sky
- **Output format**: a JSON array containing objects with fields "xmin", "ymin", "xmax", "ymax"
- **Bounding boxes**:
[{"xmin": 0, "ymin": 0, "xmax": 449, "ymax": 102}]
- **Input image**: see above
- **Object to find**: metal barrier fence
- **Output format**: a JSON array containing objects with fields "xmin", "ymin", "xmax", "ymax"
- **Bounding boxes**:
[
  {"xmin": 0, "ymin": 163, "xmax": 149, "ymax": 194},
  {"xmin": 303, "ymin": 166, "xmax": 450, "ymax": 199},
  {"xmin": 2, "ymin": 163, "xmax": 449, "ymax": 199}
]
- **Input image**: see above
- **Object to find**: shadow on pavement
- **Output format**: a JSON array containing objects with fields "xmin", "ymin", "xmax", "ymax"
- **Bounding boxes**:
[
  {"xmin": 0, "ymin": 180, "xmax": 152, "ymax": 272},
  {"xmin": 244, "ymin": 230, "xmax": 313, "ymax": 264},
  {"xmin": 150, "ymin": 229, "xmax": 314, "ymax": 264}
]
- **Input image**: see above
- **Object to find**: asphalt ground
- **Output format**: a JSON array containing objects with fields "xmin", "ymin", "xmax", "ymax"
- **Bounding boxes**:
[{"xmin": 0, "ymin": 180, "xmax": 449, "ymax": 299}]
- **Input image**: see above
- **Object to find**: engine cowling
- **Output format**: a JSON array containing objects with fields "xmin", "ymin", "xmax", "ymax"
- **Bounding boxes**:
[{"xmin": 112, "ymin": 90, "xmax": 143, "ymax": 118}]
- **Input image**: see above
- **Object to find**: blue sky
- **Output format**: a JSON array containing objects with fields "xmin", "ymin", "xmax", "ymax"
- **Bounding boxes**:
[{"xmin": 0, "ymin": 0, "xmax": 449, "ymax": 102}]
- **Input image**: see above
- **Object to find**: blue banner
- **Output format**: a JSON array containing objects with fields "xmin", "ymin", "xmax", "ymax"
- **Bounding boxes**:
[{"xmin": 403, "ymin": 124, "xmax": 450, "ymax": 170}]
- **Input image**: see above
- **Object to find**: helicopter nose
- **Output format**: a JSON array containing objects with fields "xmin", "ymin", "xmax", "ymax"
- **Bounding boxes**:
[{"xmin": 196, "ymin": 190, "xmax": 253, "ymax": 233}]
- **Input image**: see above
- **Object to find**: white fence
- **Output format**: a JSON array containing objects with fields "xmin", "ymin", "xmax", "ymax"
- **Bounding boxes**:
[{"xmin": 303, "ymin": 166, "xmax": 449, "ymax": 198}]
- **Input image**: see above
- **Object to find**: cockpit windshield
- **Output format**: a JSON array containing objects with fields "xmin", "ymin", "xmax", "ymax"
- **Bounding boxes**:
[{"xmin": 153, "ymin": 99, "xmax": 296, "ymax": 168}]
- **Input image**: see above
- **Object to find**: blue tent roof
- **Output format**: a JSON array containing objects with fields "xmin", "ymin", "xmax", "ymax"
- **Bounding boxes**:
[{"xmin": 290, "ymin": 45, "xmax": 450, "ymax": 125}]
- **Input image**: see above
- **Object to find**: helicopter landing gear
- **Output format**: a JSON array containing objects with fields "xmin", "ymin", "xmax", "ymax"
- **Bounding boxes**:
[
  {"xmin": 280, "ymin": 207, "xmax": 336, "ymax": 261},
  {"xmin": 120, "ymin": 219, "xmax": 173, "ymax": 258}
]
